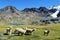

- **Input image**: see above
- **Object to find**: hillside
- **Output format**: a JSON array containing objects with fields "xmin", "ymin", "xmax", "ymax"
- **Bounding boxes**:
[
  {"xmin": 0, "ymin": 6, "xmax": 60, "ymax": 25},
  {"xmin": 0, "ymin": 24, "xmax": 60, "ymax": 40}
]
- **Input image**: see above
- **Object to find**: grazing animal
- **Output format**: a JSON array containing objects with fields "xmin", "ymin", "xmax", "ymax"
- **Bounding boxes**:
[
  {"xmin": 4, "ymin": 26, "xmax": 12, "ymax": 35},
  {"xmin": 44, "ymin": 29, "xmax": 50, "ymax": 36},
  {"xmin": 14, "ymin": 27, "xmax": 36, "ymax": 35},
  {"xmin": 14, "ymin": 28, "xmax": 26, "ymax": 36},
  {"xmin": 25, "ymin": 28, "xmax": 36, "ymax": 35}
]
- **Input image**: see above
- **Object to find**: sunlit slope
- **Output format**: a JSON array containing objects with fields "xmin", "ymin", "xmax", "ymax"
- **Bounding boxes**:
[{"xmin": 0, "ymin": 24, "xmax": 60, "ymax": 40}]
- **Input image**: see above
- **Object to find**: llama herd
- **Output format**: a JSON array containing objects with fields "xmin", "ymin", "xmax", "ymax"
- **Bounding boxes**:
[
  {"xmin": 13, "ymin": 27, "xmax": 36, "ymax": 36},
  {"xmin": 3, "ymin": 26, "xmax": 36, "ymax": 36},
  {"xmin": 3, "ymin": 26, "xmax": 50, "ymax": 36}
]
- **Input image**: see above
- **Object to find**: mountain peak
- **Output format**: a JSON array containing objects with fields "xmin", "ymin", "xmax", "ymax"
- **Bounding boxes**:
[
  {"xmin": 49, "ymin": 5, "xmax": 60, "ymax": 10},
  {"xmin": 0, "ymin": 6, "xmax": 19, "ymax": 13},
  {"xmin": 4, "ymin": 6, "xmax": 17, "ymax": 10}
]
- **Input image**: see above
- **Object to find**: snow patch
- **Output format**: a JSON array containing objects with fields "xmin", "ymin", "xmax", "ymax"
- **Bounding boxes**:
[
  {"xmin": 51, "ymin": 10, "xmax": 59, "ymax": 18},
  {"xmin": 53, "ymin": 5, "xmax": 60, "ymax": 10}
]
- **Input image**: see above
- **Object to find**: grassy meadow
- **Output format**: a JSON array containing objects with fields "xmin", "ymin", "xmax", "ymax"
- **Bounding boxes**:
[{"xmin": 0, "ymin": 22, "xmax": 60, "ymax": 40}]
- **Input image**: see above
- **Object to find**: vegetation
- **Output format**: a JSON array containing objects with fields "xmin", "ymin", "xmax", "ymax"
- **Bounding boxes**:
[{"xmin": 0, "ymin": 22, "xmax": 60, "ymax": 40}]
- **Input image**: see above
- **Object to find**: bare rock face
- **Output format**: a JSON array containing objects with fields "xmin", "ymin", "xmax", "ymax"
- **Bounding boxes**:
[
  {"xmin": 23, "ymin": 7, "xmax": 51, "ymax": 17},
  {"xmin": 0, "ymin": 5, "xmax": 60, "ymax": 24}
]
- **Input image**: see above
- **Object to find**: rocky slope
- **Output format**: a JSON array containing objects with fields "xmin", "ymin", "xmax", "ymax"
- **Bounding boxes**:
[{"xmin": 0, "ymin": 5, "xmax": 60, "ymax": 25}]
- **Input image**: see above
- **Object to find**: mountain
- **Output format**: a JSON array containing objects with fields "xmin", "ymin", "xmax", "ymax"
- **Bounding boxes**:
[
  {"xmin": 0, "ymin": 5, "xmax": 60, "ymax": 25},
  {"xmin": 50, "ymin": 5, "xmax": 60, "ymax": 18},
  {"xmin": 0, "ymin": 6, "xmax": 20, "ymax": 15},
  {"xmin": 23, "ymin": 7, "xmax": 51, "ymax": 17},
  {"xmin": 0, "ymin": 6, "xmax": 21, "ymax": 24}
]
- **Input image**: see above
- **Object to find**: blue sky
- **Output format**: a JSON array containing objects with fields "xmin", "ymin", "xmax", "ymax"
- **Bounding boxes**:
[{"xmin": 0, "ymin": 0, "xmax": 60, "ymax": 10}]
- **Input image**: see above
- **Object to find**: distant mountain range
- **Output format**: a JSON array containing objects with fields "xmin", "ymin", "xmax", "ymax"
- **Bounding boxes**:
[{"xmin": 0, "ymin": 5, "xmax": 60, "ymax": 25}]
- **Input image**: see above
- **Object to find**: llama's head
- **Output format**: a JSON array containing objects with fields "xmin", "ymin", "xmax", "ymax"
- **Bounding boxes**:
[{"xmin": 32, "ymin": 28, "xmax": 36, "ymax": 32}]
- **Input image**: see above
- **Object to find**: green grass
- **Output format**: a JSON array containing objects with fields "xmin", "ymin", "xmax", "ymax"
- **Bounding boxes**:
[{"xmin": 0, "ymin": 23, "xmax": 60, "ymax": 40}]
